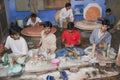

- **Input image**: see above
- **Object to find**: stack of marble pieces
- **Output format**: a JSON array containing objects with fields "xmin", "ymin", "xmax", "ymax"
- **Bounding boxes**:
[
  {"xmin": 58, "ymin": 59, "xmax": 91, "ymax": 70},
  {"xmin": 25, "ymin": 56, "xmax": 98, "ymax": 73},
  {"xmin": 58, "ymin": 55, "xmax": 100, "ymax": 70},
  {"xmin": 81, "ymin": 55, "xmax": 115, "ymax": 66},
  {"xmin": 98, "ymin": 58, "xmax": 115, "ymax": 63},
  {"xmin": 24, "ymin": 56, "xmax": 115, "ymax": 73},
  {"xmin": 58, "ymin": 55, "xmax": 115, "ymax": 70},
  {"xmin": 25, "ymin": 60, "xmax": 57, "ymax": 73},
  {"xmin": 94, "ymin": 56, "xmax": 116, "ymax": 66}
]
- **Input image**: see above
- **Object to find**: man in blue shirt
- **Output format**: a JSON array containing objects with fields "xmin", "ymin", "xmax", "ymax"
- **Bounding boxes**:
[
  {"xmin": 98, "ymin": 8, "xmax": 116, "ymax": 29},
  {"xmin": 104, "ymin": 8, "xmax": 116, "ymax": 29}
]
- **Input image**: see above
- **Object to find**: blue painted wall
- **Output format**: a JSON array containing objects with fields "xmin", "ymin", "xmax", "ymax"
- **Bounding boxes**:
[{"xmin": 9, "ymin": 0, "xmax": 106, "ymax": 25}]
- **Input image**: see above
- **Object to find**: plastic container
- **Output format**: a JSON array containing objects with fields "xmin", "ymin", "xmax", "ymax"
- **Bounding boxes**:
[{"xmin": 51, "ymin": 59, "xmax": 60, "ymax": 66}]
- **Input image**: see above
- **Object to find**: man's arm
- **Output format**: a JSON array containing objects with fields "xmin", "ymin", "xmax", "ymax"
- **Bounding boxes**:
[
  {"xmin": 35, "ymin": 17, "xmax": 43, "ymax": 26},
  {"xmin": 61, "ymin": 31, "xmax": 66, "ymax": 44},
  {"xmin": 76, "ymin": 31, "xmax": 81, "ymax": 45},
  {"xmin": 59, "ymin": 8, "xmax": 66, "ymax": 19},
  {"xmin": 4, "ymin": 36, "xmax": 12, "ymax": 53},
  {"xmin": 26, "ymin": 18, "xmax": 31, "ymax": 26},
  {"xmin": 48, "ymin": 34, "xmax": 57, "ymax": 53},
  {"xmin": 21, "ymin": 38, "xmax": 28, "ymax": 55},
  {"xmin": 105, "ymin": 33, "xmax": 112, "ymax": 45},
  {"xmin": 90, "ymin": 29, "xmax": 96, "ymax": 44},
  {"xmin": 36, "ymin": 32, "xmax": 43, "ymax": 48},
  {"xmin": 110, "ymin": 15, "xmax": 116, "ymax": 26},
  {"xmin": 69, "ymin": 9, "xmax": 74, "ymax": 19}
]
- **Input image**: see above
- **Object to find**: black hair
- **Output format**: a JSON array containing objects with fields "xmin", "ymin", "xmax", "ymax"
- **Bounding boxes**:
[
  {"xmin": 43, "ymin": 21, "xmax": 52, "ymax": 28},
  {"xmin": 102, "ymin": 19, "xmax": 110, "ymax": 26},
  {"xmin": 67, "ymin": 22, "xmax": 74, "ymax": 30},
  {"xmin": 65, "ymin": 3, "xmax": 71, "ymax": 7},
  {"xmin": 9, "ymin": 25, "xmax": 22, "ymax": 35},
  {"xmin": 106, "ymin": 8, "xmax": 111, "ymax": 13},
  {"xmin": 30, "ymin": 13, "xmax": 37, "ymax": 18}
]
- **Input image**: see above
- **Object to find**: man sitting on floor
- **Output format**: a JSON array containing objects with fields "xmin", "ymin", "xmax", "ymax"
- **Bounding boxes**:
[
  {"xmin": 2, "ymin": 25, "xmax": 28, "ymax": 65},
  {"xmin": 56, "ymin": 22, "xmax": 84, "ymax": 58},
  {"xmin": 37, "ymin": 21, "xmax": 57, "ymax": 54},
  {"xmin": 84, "ymin": 19, "xmax": 112, "ymax": 55},
  {"xmin": 28, "ymin": 21, "xmax": 57, "ymax": 59},
  {"xmin": 97, "ymin": 8, "xmax": 116, "ymax": 30}
]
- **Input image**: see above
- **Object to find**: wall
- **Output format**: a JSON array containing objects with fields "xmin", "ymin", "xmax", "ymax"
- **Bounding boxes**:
[
  {"xmin": 9, "ymin": 0, "xmax": 58, "ymax": 25},
  {"xmin": 71, "ymin": 0, "xmax": 106, "ymax": 20},
  {"xmin": 9, "ymin": 0, "xmax": 106, "ymax": 25},
  {"xmin": 4, "ymin": 0, "xmax": 10, "ymax": 26},
  {"xmin": 0, "ymin": 0, "xmax": 8, "ymax": 42},
  {"xmin": 105, "ymin": 0, "xmax": 120, "ymax": 22}
]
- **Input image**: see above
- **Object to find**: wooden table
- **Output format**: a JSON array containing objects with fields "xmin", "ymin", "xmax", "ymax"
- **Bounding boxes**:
[{"xmin": 21, "ymin": 25, "xmax": 57, "ymax": 37}]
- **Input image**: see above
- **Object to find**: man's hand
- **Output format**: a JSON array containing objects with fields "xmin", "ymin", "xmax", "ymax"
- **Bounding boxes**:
[
  {"xmin": 36, "ymin": 44, "xmax": 41, "ymax": 48},
  {"xmin": 98, "ymin": 43, "xmax": 104, "ymax": 49},
  {"xmin": 12, "ymin": 54, "xmax": 25, "ymax": 63},
  {"xmin": 3, "ymin": 47, "xmax": 12, "ymax": 54},
  {"xmin": 0, "ymin": 48, "xmax": 4, "ymax": 54},
  {"xmin": 97, "ymin": 17, "xmax": 104, "ymax": 21},
  {"xmin": 65, "ymin": 44, "xmax": 74, "ymax": 47},
  {"xmin": 39, "ymin": 22, "xmax": 43, "ymax": 26},
  {"xmin": 15, "ymin": 55, "xmax": 24, "ymax": 59},
  {"xmin": 66, "ymin": 17, "xmax": 70, "ymax": 20},
  {"xmin": 76, "ymin": 40, "xmax": 80, "ymax": 45},
  {"xmin": 48, "ymin": 49, "xmax": 52, "ymax": 53}
]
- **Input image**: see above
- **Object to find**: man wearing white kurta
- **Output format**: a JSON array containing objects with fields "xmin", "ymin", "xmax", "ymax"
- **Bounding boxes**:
[
  {"xmin": 5, "ymin": 36, "xmax": 28, "ymax": 56},
  {"xmin": 2, "ymin": 27, "xmax": 28, "ymax": 64},
  {"xmin": 39, "ymin": 30, "xmax": 56, "ymax": 54},
  {"xmin": 26, "ymin": 13, "xmax": 42, "ymax": 26},
  {"xmin": 59, "ymin": 3, "xmax": 74, "ymax": 28},
  {"xmin": 28, "ymin": 21, "xmax": 56, "ymax": 59}
]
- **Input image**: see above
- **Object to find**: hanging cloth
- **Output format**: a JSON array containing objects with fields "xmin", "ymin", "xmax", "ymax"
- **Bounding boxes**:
[{"xmin": 28, "ymin": 0, "xmax": 39, "ymax": 14}]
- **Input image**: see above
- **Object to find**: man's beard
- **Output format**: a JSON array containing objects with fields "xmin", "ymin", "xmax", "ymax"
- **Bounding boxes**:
[{"xmin": 45, "ymin": 31, "xmax": 50, "ymax": 34}]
